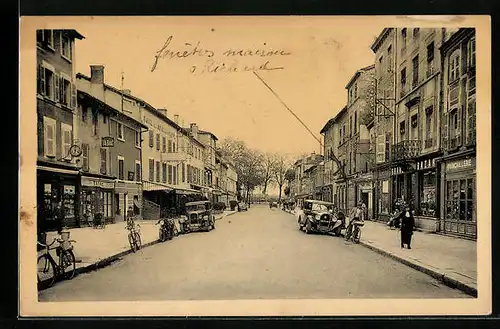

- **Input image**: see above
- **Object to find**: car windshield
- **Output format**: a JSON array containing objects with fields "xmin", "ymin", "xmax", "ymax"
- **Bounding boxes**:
[
  {"xmin": 307, "ymin": 203, "xmax": 332, "ymax": 212},
  {"xmin": 187, "ymin": 204, "xmax": 206, "ymax": 211}
]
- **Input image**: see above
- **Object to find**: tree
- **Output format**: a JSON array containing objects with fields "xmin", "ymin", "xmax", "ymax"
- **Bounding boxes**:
[
  {"xmin": 260, "ymin": 153, "xmax": 276, "ymax": 195},
  {"xmin": 285, "ymin": 168, "xmax": 295, "ymax": 184},
  {"xmin": 271, "ymin": 154, "xmax": 290, "ymax": 201}
]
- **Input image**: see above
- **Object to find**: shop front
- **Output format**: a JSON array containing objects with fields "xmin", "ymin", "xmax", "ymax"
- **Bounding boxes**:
[
  {"xmin": 115, "ymin": 180, "xmax": 143, "ymax": 221},
  {"xmin": 80, "ymin": 174, "xmax": 116, "ymax": 226},
  {"xmin": 374, "ymin": 166, "xmax": 392, "ymax": 222},
  {"xmin": 440, "ymin": 154, "xmax": 476, "ymax": 239},
  {"xmin": 412, "ymin": 158, "xmax": 440, "ymax": 232},
  {"xmin": 37, "ymin": 164, "xmax": 80, "ymax": 231},
  {"xmin": 354, "ymin": 173, "xmax": 373, "ymax": 220}
]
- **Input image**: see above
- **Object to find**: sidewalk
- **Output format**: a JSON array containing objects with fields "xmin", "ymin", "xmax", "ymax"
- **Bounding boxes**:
[
  {"xmin": 360, "ymin": 220, "xmax": 477, "ymax": 296},
  {"xmin": 40, "ymin": 210, "xmax": 237, "ymax": 281}
]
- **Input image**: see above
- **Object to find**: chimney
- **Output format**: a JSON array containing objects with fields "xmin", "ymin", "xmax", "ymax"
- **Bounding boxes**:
[
  {"xmin": 90, "ymin": 65, "xmax": 105, "ymax": 84},
  {"xmin": 174, "ymin": 114, "xmax": 179, "ymax": 125},
  {"xmin": 157, "ymin": 108, "xmax": 167, "ymax": 117},
  {"xmin": 190, "ymin": 123, "xmax": 199, "ymax": 138},
  {"xmin": 89, "ymin": 65, "xmax": 105, "ymax": 101}
]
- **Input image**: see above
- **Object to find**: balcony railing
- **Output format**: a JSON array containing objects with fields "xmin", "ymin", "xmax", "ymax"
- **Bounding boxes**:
[{"xmin": 391, "ymin": 140, "xmax": 421, "ymax": 162}]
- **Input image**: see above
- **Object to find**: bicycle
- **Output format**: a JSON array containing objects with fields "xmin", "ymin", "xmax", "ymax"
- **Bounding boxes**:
[
  {"xmin": 37, "ymin": 234, "xmax": 76, "ymax": 289},
  {"xmin": 345, "ymin": 219, "xmax": 364, "ymax": 244},
  {"xmin": 126, "ymin": 220, "xmax": 142, "ymax": 252}
]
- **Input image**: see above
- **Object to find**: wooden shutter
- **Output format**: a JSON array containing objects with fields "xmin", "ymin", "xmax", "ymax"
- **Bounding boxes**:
[
  {"xmin": 71, "ymin": 83, "xmax": 77, "ymax": 108},
  {"xmin": 467, "ymin": 97, "xmax": 476, "ymax": 145},
  {"xmin": 376, "ymin": 135, "xmax": 385, "ymax": 163},
  {"xmin": 63, "ymin": 128, "xmax": 72, "ymax": 158},
  {"xmin": 54, "ymin": 73, "xmax": 60, "ymax": 102},
  {"xmin": 442, "ymin": 112, "xmax": 449, "ymax": 150},
  {"xmin": 45, "ymin": 122, "xmax": 55, "ymax": 156},
  {"xmin": 100, "ymin": 148, "xmax": 107, "ymax": 174},
  {"xmin": 39, "ymin": 65, "xmax": 46, "ymax": 95},
  {"xmin": 82, "ymin": 144, "xmax": 89, "ymax": 171}
]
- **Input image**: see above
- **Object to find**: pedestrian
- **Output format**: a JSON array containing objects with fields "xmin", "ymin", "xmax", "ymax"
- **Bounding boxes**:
[
  {"xmin": 345, "ymin": 202, "xmax": 363, "ymax": 241},
  {"xmin": 398, "ymin": 204, "xmax": 415, "ymax": 249}
]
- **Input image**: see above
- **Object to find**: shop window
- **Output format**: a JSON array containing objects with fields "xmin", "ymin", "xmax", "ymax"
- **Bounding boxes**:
[
  {"xmin": 419, "ymin": 171, "xmax": 436, "ymax": 217},
  {"xmin": 446, "ymin": 178, "xmax": 474, "ymax": 222},
  {"xmin": 62, "ymin": 185, "xmax": 75, "ymax": 219}
]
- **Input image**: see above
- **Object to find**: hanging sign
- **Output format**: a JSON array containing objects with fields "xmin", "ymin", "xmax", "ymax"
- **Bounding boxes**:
[{"xmin": 102, "ymin": 137, "xmax": 115, "ymax": 147}]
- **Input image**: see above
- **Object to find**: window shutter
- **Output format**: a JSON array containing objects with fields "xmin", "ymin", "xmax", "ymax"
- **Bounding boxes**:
[
  {"xmin": 45, "ymin": 123, "xmax": 55, "ymax": 156},
  {"xmin": 40, "ymin": 66, "xmax": 46, "ymax": 95},
  {"xmin": 82, "ymin": 144, "xmax": 89, "ymax": 171},
  {"xmin": 100, "ymin": 148, "xmax": 107, "ymax": 175},
  {"xmin": 54, "ymin": 73, "xmax": 60, "ymax": 102},
  {"xmin": 71, "ymin": 83, "xmax": 77, "ymax": 108},
  {"xmin": 442, "ymin": 112, "xmax": 449, "ymax": 150},
  {"xmin": 467, "ymin": 97, "xmax": 476, "ymax": 145},
  {"xmin": 149, "ymin": 131, "xmax": 154, "ymax": 148},
  {"xmin": 376, "ymin": 135, "xmax": 385, "ymax": 163},
  {"xmin": 63, "ymin": 128, "xmax": 72, "ymax": 158}
]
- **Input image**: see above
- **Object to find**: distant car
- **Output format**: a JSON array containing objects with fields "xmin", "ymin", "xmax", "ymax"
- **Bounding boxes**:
[
  {"xmin": 238, "ymin": 202, "xmax": 248, "ymax": 211},
  {"xmin": 269, "ymin": 201, "xmax": 278, "ymax": 208}
]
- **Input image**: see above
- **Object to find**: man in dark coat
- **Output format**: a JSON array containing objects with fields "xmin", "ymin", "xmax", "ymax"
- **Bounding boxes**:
[{"xmin": 398, "ymin": 205, "xmax": 415, "ymax": 249}]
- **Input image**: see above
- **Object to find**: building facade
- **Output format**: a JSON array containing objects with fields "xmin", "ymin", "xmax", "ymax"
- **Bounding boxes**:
[
  {"xmin": 36, "ymin": 29, "xmax": 84, "ymax": 230},
  {"xmin": 320, "ymin": 117, "xmax": 337, "ymax": 204},
  {"xmin": 76, "ymin": 67, "xmax": 147, "ymax": 224},
  {"xmin": 439, "ymin": 28, "xmax": 477, "ymax": 239}
]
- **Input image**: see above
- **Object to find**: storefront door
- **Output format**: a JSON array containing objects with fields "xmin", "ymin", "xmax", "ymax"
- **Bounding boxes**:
[{"xmin": 444, "ymin": 176, "xmax": 476, "ymax": 238}]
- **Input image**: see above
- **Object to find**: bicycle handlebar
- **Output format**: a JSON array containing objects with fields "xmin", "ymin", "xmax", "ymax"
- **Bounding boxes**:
[{"xmin": 37, "ymin": 238, "xmax": 58, "ymax": 248}]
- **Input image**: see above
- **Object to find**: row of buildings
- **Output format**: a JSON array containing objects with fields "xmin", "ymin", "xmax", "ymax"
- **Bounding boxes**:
[
  {"xmin": 36, "ymin": 29, "xmax": 239, "ymax": 231},
  {"xmin": 290, "ymin": 28, "xmax": 477, "ymax": 240}
]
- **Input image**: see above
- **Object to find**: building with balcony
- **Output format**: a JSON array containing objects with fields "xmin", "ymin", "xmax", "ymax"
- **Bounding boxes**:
[
  {"xmin": 36, "ymin": 29, "xmax": 85, "ymax": 231},
  {"xmin": 76, "ymin": 70, "xmax": 148, "ymax": 224},
  {"xmin": 438, "ymin": 28, "xmax": 476, "ymax": 239}
]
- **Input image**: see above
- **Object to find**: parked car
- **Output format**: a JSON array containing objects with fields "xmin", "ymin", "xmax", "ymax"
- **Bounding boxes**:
[
  {"xmin": 269, "ymin": 201, "xmax": 278, "ymax": 209},
  {"xmin": 179, "ymin": 201, "xmax": 215, "ymax": 234},
  {"xmin": 297, "ymin": 199, "xmax": 345, "ymax": 236},
  {"xmin": 238, "ymin": 202, "xmax": 248, "ymax": 211}
]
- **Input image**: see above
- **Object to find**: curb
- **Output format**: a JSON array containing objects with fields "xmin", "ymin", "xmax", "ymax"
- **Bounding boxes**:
[
  {"xmin": 359, "ymin": 240, "xmax": 477, "ymax": 297},
  {"xmin": 284, "ymin": 211, "xmax": 477, "ymax": 297}
]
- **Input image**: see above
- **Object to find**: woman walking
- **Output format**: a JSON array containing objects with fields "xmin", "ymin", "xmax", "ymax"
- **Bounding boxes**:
[{"xmin": 398, "ymin": 204, "xmax": 415, "ymax": 249}]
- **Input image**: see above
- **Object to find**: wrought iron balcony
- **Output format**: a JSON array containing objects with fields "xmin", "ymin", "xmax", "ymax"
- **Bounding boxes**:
[{"xmin": 391, "ymin": 140, "xmax": 421, "ymax": 162}]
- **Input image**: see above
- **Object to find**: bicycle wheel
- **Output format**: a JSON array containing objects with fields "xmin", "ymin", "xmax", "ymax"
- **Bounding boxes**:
[
  {"xmin": 128, "ymin": 233, "xmax": 138, "ymax": 252},
  {"xmin": 353, "ymin": 227, "xmax": 361, "ymax": 243},
  {"xmin": 135, "ymin": 232, "xmax": 142, "ymax": 250},
  {"xmin": 37, "ymin": 254, "xmax": 56, "ymax": 288},
  {"xmin": 60, "ymin": 249, "xmax": 76, "ymax": 280}
]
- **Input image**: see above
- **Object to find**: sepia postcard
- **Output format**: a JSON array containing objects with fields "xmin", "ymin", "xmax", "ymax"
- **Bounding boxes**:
[{"xmin": 19, "ymin": 15, "xmax": 491, "ymax": 317}]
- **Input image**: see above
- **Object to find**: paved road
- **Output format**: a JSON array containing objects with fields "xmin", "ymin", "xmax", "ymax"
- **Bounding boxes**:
[{"xmin": 39, "ymin": 204, "xmax": 469, "ymax": 301}]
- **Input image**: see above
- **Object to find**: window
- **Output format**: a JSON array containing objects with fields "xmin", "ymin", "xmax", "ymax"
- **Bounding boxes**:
[
  {"xmin": 168, "ymin": 165, "xmax": 173, "ymax": 184},
  {"xmin": 156, "ymin": 134, "xmax": 160, "ymax": 151},
  {"xmin": 38, "ymin": 66, "xmax": 54, "ymax": 100},
  {"xmin": 118, "ymin": 156, "xmax": 124, "ymax": 180},
  {"xmin": 82, "ymin": 143, "xmax": 89, "ymax": 171},
  {"xmin": 354, "ymin": 111, "xmax": 357, "ymax": 134},
  {"xmin": 412, "ymin": 55, "xmax": 419, "ymax": 88},
  {"xmin": 410, "ymin": 114, "xmax": 418, "ymax": 140},
  {"xmin": 103, "ymin": 192, "xmax": 112, "ymax": 218},
  {"xmin": 401, "ymin": 28, "xmax": 407, "ymax": 53},
  {"xmin": 172, "ymin": 141, "xmax": 177, "ymax": 153},
  {"xmin": 400, "ymin": 68, "xmax": 407, "ymax": 90},
  {"xmin": 60, "ymin": 77, "xmax": 71, "ymax": 106},
  {"xmin": 162, "ymin": 163, "xmax": 167, "ymax": 183},
  {"xmin": 445, "ymin": 178, "xmax": 475, "ymax": 222},
  {"xmin": 149, "ymin": 159, "xmax": 154, "ymax": 181},
  {"xmin": 156, "ymin": 161, "xmax": 160, "ymax": 182},
  {"xmin": 60, "ymin": 33, "xmax": 72, "ymax": 60},
  {"xmin": 117, "ymin": 122, "xmax": 124, "ymax": 140},
  {"xmin": 354, "ymin": 83, "xmax": 358, "ymax": 99},
  {"xmin": 135, "ymin": 130, "xmax": 140, "ymax": 148},
  {"xmin": 100, "ymin": 148, "xmax": 107, "ymax": 175},
  {"xmin": 37, "ymin": 29, "xmax": 55, "ymax": 49},
  {"xmin": 400, "ymin": 121, "xmax": 406, "ymax": 137},
  {"xmin": 149, "ymin": 131, "xmax": 154, "ymax": 148},
  {"xmin": 349, "ymin": 117, "xmax": 352, "ymax": 137},
  {"xmin": 168, "ymin": 139, "xmax": 173, "ymax": 153},
  {"xmin": 467, "ymin": 38, "xmax": 476, "ymax": 68},
  {"xmin": 43, "ymin": 117, "xmax": 56, "ymax": 157},
  {"xmin": 427, "ymin": 42, "xmax": 435, "ymax": 62},
  {"xmin": 378, "ymin": 55, "xmax": 383, "ymax": 70},
  {"xmin": 449, "ymin": 49, "xmax": 461, "ymax": 82},
  {"xmin": 92, "ymin": 111, "xmax": 99, "ymax": 136},
  {"xmin": 387, "ymin": 45, "xmax": 393, "ymax": 70},
  {"xmin": 135, "ymin": 161, "xmax": 141, "ymax": 182},
  {"xmin": 61, "ymin": 123, "xmax": 72, "ymax": 159},
  {"xmin": 182, "ymin": 163, "xmax": 186, "ymax": 182},
  {"xmin": 412, "ymin": 28, "xmax": 419, "ymax": 38},
  {"xmin": 425, "ymin": 106, "xmax": 433, "ymax": 143},
  {"xmin": 162, "ymin": 136, "xmax": 167, "ymax": 153}
]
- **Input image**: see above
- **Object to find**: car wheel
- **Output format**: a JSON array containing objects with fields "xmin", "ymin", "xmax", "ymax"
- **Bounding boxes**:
[{"xmin": 305, "ymin": 220, "xmax": 312, "ymax": 234}]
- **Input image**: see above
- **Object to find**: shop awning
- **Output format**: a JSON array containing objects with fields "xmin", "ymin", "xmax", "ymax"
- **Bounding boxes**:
[{"xmin": 37, "ymin": 165, "xmax": 79, "ymax": 175}]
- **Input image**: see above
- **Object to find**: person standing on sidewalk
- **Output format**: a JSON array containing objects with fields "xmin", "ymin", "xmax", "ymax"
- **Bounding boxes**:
[{"xmin": 398, "ymin": 204, "xmax": 415, "ymax": 249}]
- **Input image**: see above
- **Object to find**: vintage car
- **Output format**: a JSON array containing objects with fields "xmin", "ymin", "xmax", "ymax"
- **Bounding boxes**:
[
  {"xmin": 269, "ymin": 201, "xmax": 278, "ymax": 209},
  {"xmin": 238, "ymin": 202, "xmax": 248, "ymax": 211},
  {"xmin": 297, "ymin": 199, "xmax": 344, "ymax": 235},
  {"xmin": 179, "ymin": 201, "xmax": 215, "ymax": 233}
]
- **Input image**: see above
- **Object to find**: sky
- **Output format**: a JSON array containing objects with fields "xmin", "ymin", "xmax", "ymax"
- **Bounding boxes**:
[{"xmin": 68, "ymin": 16, "xmax": 378, "ymax": 160}]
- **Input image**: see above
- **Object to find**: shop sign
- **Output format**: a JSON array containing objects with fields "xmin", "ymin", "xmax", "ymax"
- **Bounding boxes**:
[
  {"xmin": 82, "ymin": 176, "xmax": 115, "ymax": 189},
  {"xmin": 101, "ymin": 137, "xmax": 115, "ymax": 147},
  {"xmin": 446, "ymin": 158, "xmax": 473, "ymax": 172}
]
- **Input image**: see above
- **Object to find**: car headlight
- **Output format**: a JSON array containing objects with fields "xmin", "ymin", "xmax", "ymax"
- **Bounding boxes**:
[{"xmin": 315, "ymin": 214, "xmax": 321, "ymax": 220}]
